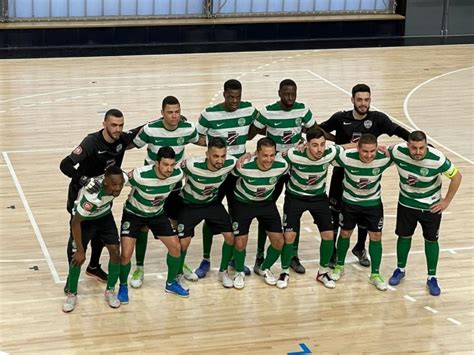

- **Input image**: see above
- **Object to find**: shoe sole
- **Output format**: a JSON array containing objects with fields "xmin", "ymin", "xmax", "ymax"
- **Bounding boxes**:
[
  {"xmin": 316, "ymin": 276, "xmax": 336, "ymax": 289},
  {"xmin": 85, "ymin": 271, "xmax": 107, "ymax": 283},
  {"xmin": 389, "ymin": 277, "xmax": 404, "ymax": 286},
  {"xmin": 119, "ymin": 300, "xmax": 129, "ymax": 305},
  {"xmin": 165, "ymin": 289, "xmax": 190, "ymax": 298},
  {"xmin": 369, "ymin": 280, "xmax": 387, "ymax": 291},
  {"xmin": 276, "ymin": 283, "xmax": 288, "ymax": 289},
  {"xmin": 233, "ymin": 285, "xmax": 244, "ymax": 290},
  {"xmin": 130, "ymin": 280, "xmax": 144, "ymax": 289}
]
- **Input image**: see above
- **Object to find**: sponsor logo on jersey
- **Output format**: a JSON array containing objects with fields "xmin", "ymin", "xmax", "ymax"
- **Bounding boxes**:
[
  {"xmin": 307, "ymin": 175, "xmax": 318, "ymax": 186},
  {"xmin": 227, "ymin": 131, "xmax": 239, "ymax": 145},
  {"xmin": 152, "ymin": 196, "xmax": 164, "ymax": 206},
  {"xmin": 72, "ymin": 146, "xmax": 83, "ymax": 155},
  {"xmin": 364, "ymin": 120, "xmax": 373, "ymax": 129},
  {"xmin": 106, "ymin": 159, "xmax": 116, "ymax": 169},
  {"xmin": 203, "ymin": 186, "xmax": 215, "ymax": 195},
  {"xmin": 407, "ymin": 174, "xmax": 417, "ymax": 186},
  {"xmin": 357, "ymin": 178, "xmax": 369, "ymax": 189},
  {"xmin": 255, "ymin": 187, "xmax": 267, "ymax": 197},
  {"xmin": 283, "ymin": 131, "xmax": 294, "ymax": 144},
  {"xmin": 351, "ymin": 132, "xmax": 362, "ymax": 143}
]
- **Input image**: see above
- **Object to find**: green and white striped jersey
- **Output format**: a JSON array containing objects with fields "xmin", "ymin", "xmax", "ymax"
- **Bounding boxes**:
[
  {"xmin": 180, "ymin": 156, "xmax": 237, "ymax": 205},
  {"xmin": 233, "ymin": 155, "xmax": 289, "ymax": 203},
  {"xmin": 253, "ymin": 101, "xmax": 315, "ymax": 153},
  {"xmin": 284, "ymin": 145, "xmax": 340, "ymax": 198},
  {"xmin": 74, "ymin": 173, "xmax": 128, "ymax": 220},
  {"xmin": 334, "ymin": 148, "xmax": 393, "ymax": 207},
  {"xmin": 133, "ymin": 118, "xmax": 198, "ymax": 165},
  {"xmin": 124, "ymin": 165, "xmax": 183, "ymax": 218},
  {"xmin": 196, "ymin": 102, "xmax": 258, "ymax": 158},
  {"xmin": 390, "ymin": 143, "xmax": 457, "ymax": 210}
]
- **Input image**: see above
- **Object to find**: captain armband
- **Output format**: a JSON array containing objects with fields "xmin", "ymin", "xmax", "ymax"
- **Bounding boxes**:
[{"xmin": 443, "ymin": 166, "xmax": 459, "ymax": 179}]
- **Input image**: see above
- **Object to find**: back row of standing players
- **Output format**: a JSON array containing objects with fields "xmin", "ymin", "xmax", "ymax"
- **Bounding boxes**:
[{"xmin": 60, "ymin": 80, "xmax": 462, "ymax": 312}]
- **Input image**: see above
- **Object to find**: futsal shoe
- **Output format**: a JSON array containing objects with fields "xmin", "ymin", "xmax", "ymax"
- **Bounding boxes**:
[
  {"xmin": 426, "ymin": 277, "xmax": 441, "ymax": 296},
  {"xmin": 289, "ymin": 256, "xmax": 306, "ymax": 274},
  {"xmin": 218, "ymin": 271, "xmax": 234, "ymax": 288},
  {"xmin": 316, "ymin": 271, "xmax": 336, "ymax": 289},
  {"xmin": 62, "ymin": 293, "xmax": 77, "ymax": 313},
  {"xmin": 388, "ymin": 268, "xmax": 406, "ymax": 286},
  {"xmin": 104, "ymin": 288, "xmax": 121, "ymax": 308},
  {"xmin": 118, "ymin": 284, "xmax": 129, "ymax": 304},
  {"xmin": 229, "ymin": 258, "xmax": 251, "ymax": 276},
  {"xmin": 165, "ymin": 281, "xmax": 190, "ymax": 298},
  {"xmin": 233, "ymin": 272, "xmax": 245, "ymax": 289},
  {"xmin": 195, "ymin": 259, "xmax": 210, "ymax": 278},
  {"xmin": 330, "ymin": 265, "xmax": 345, "ymax": 281},
  {"xmin": 369, "ymin": 274, "xmax": 388, "ymax": 291},
  {"xmin": 276, "ymin": 273, "xmax": 289, "ymax": 289},
  {"xmin": 130, "ymin": 267, "xmax": 144, "ymax": 288},
  {"xmin": 86, "ymin": 264, "xmax": 108, "ymax": 282}
]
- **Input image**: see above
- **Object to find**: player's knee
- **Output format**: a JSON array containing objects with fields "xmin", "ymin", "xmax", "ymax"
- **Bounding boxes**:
[
  {"xmin": 320, "ymin": 231, "xmax": 333, "ymax": 240},
  {"xmin": 223, "ymin": 232, "xmax": 234, "ymax": 245},
  {"xmin": 369, "ymin": 232, "xmax": 382, "ymax": 241},
  {"xmin": 234, "ymin": 237, "xmax": 246, "ymax": 251},
  {"xmin": 423, "ymin": 234, "xmax": 439, "ymax": 242}
]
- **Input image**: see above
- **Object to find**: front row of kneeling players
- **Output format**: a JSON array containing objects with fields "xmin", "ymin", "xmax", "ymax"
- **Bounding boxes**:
[{"xmin": 63, "ymin": 128, "xmax": 462, "ymax": 312}]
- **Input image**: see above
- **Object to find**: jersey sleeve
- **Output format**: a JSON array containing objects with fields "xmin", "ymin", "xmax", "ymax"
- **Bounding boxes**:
[
  {"xmin": 439, "ymin": 156, "xmax": 457, "ymax": 178},
  {"xmin": 126, "ymin": 169, "xmax": 137, "ymax": 187},
  {"xmin": 75, "ymin": 193, "xmax": 99, "ymax": 217},
  {"xmin": 196, "ymin": 111, "xmax": 209, "ymax": 136},
  {"xmin": 68, "ymin": 136, "xmax": 94, "ymax": 165},
  {"xmin": 121, "ymin": 125, "xmax": 143, "ymax": 146},
  {"xmin": 332, "ymin": 146, "xmax": 344, "ymax": 167},
  {"xmin": 303, "ymin": 107, "xmax": 316, "ymax": 128},
  {"xmin": 253, "ymin": 108, "xmax": 267, "ymax": 129},
  {"xmin": 188, "ymin": 123, "xmax": 199, "ymax": 144},
  {"xmin": 378, "ymin": 112, "xmax": 399, "ymax": 136},
  {"xmin": 133, "ymin": 124, "xmax": 150, "ymax": 148},
  {"xmin": 318, "ymin": 112, "xmax": 339, "ymax": 133}
]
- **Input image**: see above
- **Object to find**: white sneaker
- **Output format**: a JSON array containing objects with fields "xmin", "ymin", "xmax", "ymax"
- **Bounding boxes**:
[
  {"xmin": 218, "ymin": 271, "xmax": 234, "ymax": 288},
  {"xmin": 104, "ymin": 289, "xmax": 121, "ymax": 309},
  {"xmin": 369, "ymin": 274, "xmax": 388, "ymax": 291},
  {"xmin": 316, "ymin": 271, "xmax": 336, "ymax": 289},
  {"xmin": 130, "ymin": 267, "xmax": 144, "ymax": 288},
  {"xmin": 183, "ymin": 264, "xmax": 199, "ymax": 282},
  {"xmin": 263, "ymin": 269, "xmax": 277, "ymax": 286},
  {"xmin": 177, "ymin": 274, "xmax": 190, "ymax": 291},
  {"xmin": 276, "ymin": 273, "xmax": 289, "ymax": 289},
  {"xmin": 233, "ymin": 272, "xmax": 245, "ymax": 289},
  {"xmin": 330, "ymin": 265, "xmax": 345, "ymax": 281},
  {"xmin": 62, "ymin": 293, "xmax": 77, "ymax": 313}
]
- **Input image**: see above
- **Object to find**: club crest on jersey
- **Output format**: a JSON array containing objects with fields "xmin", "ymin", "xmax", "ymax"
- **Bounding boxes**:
[
  {"xmin": 116, "ymin": 144, "xmax": 123, "ymax": 152},
  {"xmin": 72, "ymin": 146, "xmax": 83, "ymax": 155},
  {"xmin": 420, "ymin": 167, "xmax": 429, "ymax": 176},
  {"xmin": 364, "ymin": 120, "xmax": 373, "ymax": 129},
  {"xmin": 322, "ymin": 163, "xmax": 329, "ymax": 170},
  {"xmin": 295, "ymin": 118, "xmax": 302, "ymax": 126},
  {"xmin": 82, "ymin": 201, "xmax": 93, "ymax": 211},
  {"xmin": 269, "ymin": 176, "xmax": 277, "ymax": 184},
  {"xmin": 122, "ymin": 221, "xmax": 131, "ymax": 231},
  {"xmin": 177, "ymin": 137, "xmax": 185, "ymax": 145},
  {"xmin": 238, "ymin": 118, "xmax": 246, "ymax": 126},
  {"xmin": 372, "ymin": 167, "xmax": 380, "ymax": 175},
  {"xmin": 177, "ymin": 224, "xmax": 185, "ymax": 233}
]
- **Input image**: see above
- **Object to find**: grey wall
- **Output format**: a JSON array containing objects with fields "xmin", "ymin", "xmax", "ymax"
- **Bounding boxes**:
[{"xmin": 405, "ymin": 0, "xmax": 473, "ymax": 36}]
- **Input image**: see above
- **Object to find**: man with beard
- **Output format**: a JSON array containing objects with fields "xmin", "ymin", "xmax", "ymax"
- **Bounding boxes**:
[
  {"xmin": 60, "ymin": 109, "xmax": 141, "ymax": 288},
  {"xmin": 319, "ymin": 84, "xmax": 410, "ymax": 268},
  {"xmin": 387, "ymin": 131, "xmax": 462, "ymax": 296}
]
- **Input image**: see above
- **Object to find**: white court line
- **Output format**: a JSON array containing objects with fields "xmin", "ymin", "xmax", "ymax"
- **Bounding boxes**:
[
  {"xmin": 403, "ymin": 66, "xmax": 474, "ymax": 165},
  {"xmin": 0, "ymin": 258, "xmax": 46, "ymax": 263},
  {"xmin": 404, "ymin": 295, "xmax": 416, "ymax": 302},
  {"xmin": 306, "ymin": 69, "xmax": 473, "ymax": 165},
  {"xmin": 447, "ymin": 318, "xmax": 462, "ymax": 325},
  {"xmin": 424, "ymin": 306, "xmax": 438, "ymax": 314},
  {"xmin": 2, "ymin": 152, "xmax": 60, "ymax": 283}
]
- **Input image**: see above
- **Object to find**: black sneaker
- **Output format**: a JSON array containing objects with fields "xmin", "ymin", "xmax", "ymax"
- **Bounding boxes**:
[
  {"xmin": 86, "ymin": 264, "xmax": 108, "ymax": 282},
  {"xmin": 289, "ymin": 256, "xmax": 306, "ymax": 274},
  {"xmin": 253, "ymin": 255, "xmax": 264, "ymax": 275},
  {"xmin": 352, "ymin": 248, "xmax": 370, "ymax": 267}
]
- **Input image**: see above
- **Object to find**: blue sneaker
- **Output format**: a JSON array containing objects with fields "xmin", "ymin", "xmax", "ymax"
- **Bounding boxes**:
[
  {"xmin": 195, "ymin": 259, "xmax": 210, "ymax": 279},
  {"xmin": 228, "ymin": 258, "xmax": 251, "ymax": 276},
  {"xmin": 427, "ymin": 277, "xmax": 441, "ymax": 296},
  {"xmin": 165, "ymin": 281, "xmax": 190, "ymax": 298},
  {"xmin": 389, "ymin": 268, "xmax": 406, "ymax": 286},
  {"xmin": 118, "ymin": 284, "xmax": 129, "ymax": 304}
]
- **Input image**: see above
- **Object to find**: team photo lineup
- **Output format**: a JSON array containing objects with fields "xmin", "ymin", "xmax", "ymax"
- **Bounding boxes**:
[{"xmin": 60, "ymin": 79, "xmax": 462, "ymax": 313}]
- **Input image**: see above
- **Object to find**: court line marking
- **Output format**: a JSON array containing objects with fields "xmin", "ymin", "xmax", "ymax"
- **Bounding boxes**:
[
  {"xmin": 2, "ymin": 152, "xmax": 60, "ymax": 283},
  {"xmin": 424, "ymin": 306, "xmax": 438, "ymax": 314},
  {"xmin": 447, "ymin": 318, "xmax": 462, "ymax": 325},
  {"xmin": 403, "ymin": 66, "xmax": 474, "ymax": 165},
  {"xmin": 0, "ymin": 258, "xmax": 46, "ymax": 263},
  {"xmin": 404, "ymin": 295, "xmax": 416, "ymax": 302},
  {"xmin": 305, "ymin": 69, "xmax": 473, "ymax": 165}
]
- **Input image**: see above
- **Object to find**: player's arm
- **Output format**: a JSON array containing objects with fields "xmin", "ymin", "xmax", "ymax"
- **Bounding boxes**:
[
  {"xmin": 431, "ymin": 166, "xmax": 462, "ymax": 214},
  {"xmin": 247, "ymin": 123, "xmax": 265, "ymax": 140},
  {"xmin": 70, "ymin": 213, "xmax": 86, "ymax": 267},
  {"xmin": 195, "ymin": 134, "xmax": 207, "ymax": 147}
]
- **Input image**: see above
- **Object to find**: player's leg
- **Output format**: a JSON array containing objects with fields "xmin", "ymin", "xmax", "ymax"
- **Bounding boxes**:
[
  {"xmin": 99, "ymin": 214, "xmax": 121, "ymax": 308},
  {"xmin": 328, "ymin": 168, "xmax": 344, "ymax": 268},
  {"xmin": 176, "ymin": 205, "xmax": 201, "ymax": 282},
  {"xmin": 231, "ymin": 200, "xmax": 252, "ymax": 289},
  {"xmin": 330, "ymin": 202, "xmax": 356, "ymax": 281},
  {"xmin": 420, "ymin": 211, "xmax": 443, "ymax": 296},
  {"xmin": 352, "ymin": 225, "xmax": 370, "ymax": 267},
  {"xmin": 389, "ymin": 203, "xmax": 417, "ymax": 286},
  {"xmin": 132, "ymin": 226, "xmax": 149, "ymax": 287}
]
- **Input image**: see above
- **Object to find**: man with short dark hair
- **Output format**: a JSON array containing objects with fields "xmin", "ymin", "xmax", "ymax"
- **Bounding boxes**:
[
  {"xmin": 387, "ymin": 131, "xmax": 462, "ymax": 296},
  {"xmin": 60, "ymin": 109, "xmax": 141, "ymax": 287},
  {"xmin": 319, "ymin": 84, "xmax": 410, "ymax": 268}
]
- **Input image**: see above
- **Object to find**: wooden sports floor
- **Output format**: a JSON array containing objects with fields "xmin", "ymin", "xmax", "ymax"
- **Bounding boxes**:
[{"xmin": 0, "ymin": 44, "xmax": 473, "ymax": 354}]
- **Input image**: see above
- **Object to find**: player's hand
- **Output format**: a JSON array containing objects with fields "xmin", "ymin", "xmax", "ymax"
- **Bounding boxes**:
[
  {"xmin": 430, "ymin": 198, "xmax": 450, "ymax": 214},
  {"xmin": 237, "ymin": 152, "xmax": 252, "ymax": 168},
  {"xmin": 71, "ymin": 250, "xmax": 86, "ymax": 267},
  {"xmin": 80, "ymin": 176, "xmax": 102, "ymax": 194},
  {"xmin": 296, "ymin": 141, "xmax": 306, "ymax": 152},
  {"xmin": 377, "ymin": 145, "xmax": 390, "ymax": 157}
]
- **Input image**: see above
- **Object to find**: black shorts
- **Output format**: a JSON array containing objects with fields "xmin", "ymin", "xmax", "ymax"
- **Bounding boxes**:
[
  {"xmin": 163, "ymin": 189, "xmax": 183, "ymax": 221},
  {"xmin": 120, "ymin": 210, "xmax": 176, "ymax": 239},
  {"xmin": 217, "ymin": 173, "xmax": 238, "ymax": 204},
  {"xmin": 395, "ymin": 203, "xmax": 442, "ymax": 241},
  {"xmin": 177, "ymin": 201, "xmax": 233, "ymax": 238},
  {"xmin": 230, "ymin": 199, "xmax": 283, "ymax": 237},
  {"xmin": 328, "ymin": 167, "xmax": 344, "ymax": 212},
  {"xmin": 339, "ymin": 202, "xmax": 384, "ymax": 233},
  {"xmin": 74, "ymin": 213, "xmax": 119, "ymax": 249},
  {"xmin": 283, "ymin": 193, "xmax": 333, "ymax": 233}
]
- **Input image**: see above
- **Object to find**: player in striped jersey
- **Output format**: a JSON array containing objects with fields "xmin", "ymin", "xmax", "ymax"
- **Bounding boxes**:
[
  {"xmin": 130, "ymin": 96, "xmax": 200, "ymax": 288},
  {"xmin": 387, "ymin": 131, "xmax": 462, "ymax": 296},
  {"xmin": 118, "ymin": 147, "xmax": 188, "ymax": 301},
  {"xmin": 194, "ymin": 79, "xmax": 258, "ymax": 278},
  {"xmin": 280, "ymin": 128, "xmax": 342, "ymax": 289},
  {"xmin": 176, "ymin": 137, "xmax": 237, "ymax": 289},
  {"xmin": 230, "ymin": 137, "xmax": 289, "ymax": 289},
  {"xmin": 330, "ymin": 134, "xmax": 393, "ymax": 291},
  {"xmin": 251, "ymin": 79, "xmax": 318, "ymax": 275},
  {"xmin": 63, "ymin": 166, "xmax": 126, "ymax": 313}
]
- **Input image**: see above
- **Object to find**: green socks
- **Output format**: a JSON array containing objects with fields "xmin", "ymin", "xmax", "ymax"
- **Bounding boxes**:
[
  {"xmin": 293, "ymin": 232, "xmax": 300, "ymax": 256},
  {"xmin": 261, "ymin": 245, "xmax": 282, "ymax": 270},
  {"xmin": 256, "ymin": 224, "xmax": 267, "ymax": 257},
  {"xmin": 336, "ymin": 236, "xmax": 350, "ymax": 266},
  {"xmin": 202, "ymin": 222, "xmax": 214, "ymax": 259},
  {"xmin": 67, "ymin": 264, "xmax": 81, "ymax": 294},
  {"xmin": 106, "ymin": 261, "xmax": 120, "ymax": 290},
  {"xmin": 166, "ymin": 253, "xmax": 181, "ymax": 283},
  {"xmin": 397, "ymin": 236, "xmax": 412, "ymax": 269},
  {"xmin": 233, "ymin": 248, "xmax": 246, "ymax": 273},
  {"xmin": 425, "ymin": 240, "xmax": 439, "ymax": 276},
  {"xmin": 369, "ymin": 239, "xmax": 382, "ymax": 274},
  {"xmin": 280, "ymin": 243, "xmax": 294, "ymax": 270},
  {"xmin": 219, "ymin": 242, "xmax": 234, "ymax": 272},
  {"xmin": 135, "ymin": 230, "xmax": 148, "ymax": 266},
  {"xmin": 319, "ymin": 239, "xmax": 334, "ymax": 268},
  {"xmin": 119, "ymin": 261, "xmax": 131, "ymax": 285},
  {"xmin": 179, "ymin": 250, "xmax": 187, "ymax": 275}
]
